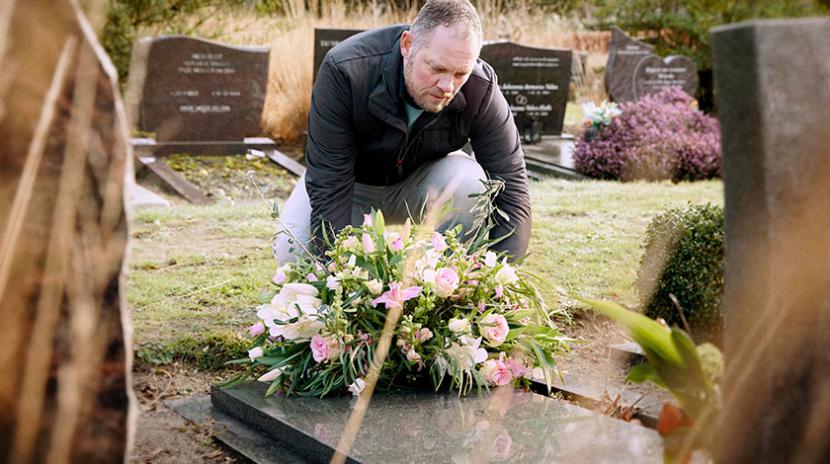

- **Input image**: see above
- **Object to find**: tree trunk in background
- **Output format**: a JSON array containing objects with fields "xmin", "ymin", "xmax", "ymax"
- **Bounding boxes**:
[{"xmin": 0, "ymin": 0, "xmax": 134, "ymax": 463}]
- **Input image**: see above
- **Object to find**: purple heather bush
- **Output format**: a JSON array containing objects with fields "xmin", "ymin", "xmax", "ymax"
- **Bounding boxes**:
[{"xmin": 573, "ymin": 87, "xmax": 721, "ymax": 182}]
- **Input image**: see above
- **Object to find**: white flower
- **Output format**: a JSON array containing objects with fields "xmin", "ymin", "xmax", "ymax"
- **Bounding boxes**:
[
  {"xmin": 272, "ymin": 283, "xmax": 319, "ymax": 306},
  {"xmin": 294, "ymin": 293, "xmax": 322, "ymax": 315},
  {"xmin": 446, "ymin": 340, "xmax": 488, "ymax": 369},
  {"xmin": 448, "ymin": 317, "xmax": 471, "ymax": 334},
  {"xmin": 494, "ymin": 260, "xmax": 519, "ymax": 285},
  {"xmin": 483, "ymin": 251, "xmax": 498, "ymax": 267},
  {"xmin": 348, "ymin": 378, "xmax": 366, "ymax": 396},
  {"xmin": 257, "ymin": 367, "xmax": 282, "ymax": 382},
  {"xmin": 347, "ymin": 254, "xmax": 357, "ymax": 268},
  {"xmin": 326, "ymin": 275, "xmax": 340, "ymax": 291},
  {"xmin": 257, "ymin": 302, "xmax": 297, "ymax": 327},
  {"xmin": 272, "ymin": 316, "xmax": 324, "ymax": 341},
  {"xmin": 248, "ymin": 347, "xmax": 264, "ymax": 360},
  {"xmin": 421, "ymin": 269, "xmax": 436, "ymax": 284},
  {"xmin": 365, "ymin": 279, "xmax": 383, "ymax": 295}
]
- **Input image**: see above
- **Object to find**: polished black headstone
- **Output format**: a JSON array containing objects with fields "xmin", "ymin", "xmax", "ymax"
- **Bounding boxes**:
[
  {"xmin": 480, "ymin": 41, "xmax": 572, "ymax": 137},
  {"xmin": 138, "ymin": 36, "xmax": 269, "ymax": 142},
  {"xmin": 313, "ymin": 28, "xmax": 364, "ymax": 82},
  {"xmin": 211, "ymin": 382, "xmax": 663, "ymax": 463}
]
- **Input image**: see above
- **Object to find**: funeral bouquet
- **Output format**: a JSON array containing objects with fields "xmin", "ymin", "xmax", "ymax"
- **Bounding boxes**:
[{"xmin": 226, "ymin": 187, "xmax": 569, "ymax": 397}]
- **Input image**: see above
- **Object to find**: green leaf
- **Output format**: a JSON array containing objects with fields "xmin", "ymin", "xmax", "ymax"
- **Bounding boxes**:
[{"xmin": 626, "ymin": 363, "xmax": 666, "ymax": 388}]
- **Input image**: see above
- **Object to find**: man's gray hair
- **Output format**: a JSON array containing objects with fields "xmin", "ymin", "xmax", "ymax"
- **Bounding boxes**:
[{"xmin": 409, "ymin": 0, "xmax": 483, "ymax": 51}]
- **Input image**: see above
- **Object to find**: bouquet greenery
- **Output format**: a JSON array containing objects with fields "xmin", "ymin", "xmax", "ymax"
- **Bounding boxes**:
[{"xmin": 225, "ymin": 187, "xmax": 569, "ymax": 397}]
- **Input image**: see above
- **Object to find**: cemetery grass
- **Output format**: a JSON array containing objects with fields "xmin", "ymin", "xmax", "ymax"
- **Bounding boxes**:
[{"xmin": 128, "ymin": 177, "xmax": 723, "ymax": 369}]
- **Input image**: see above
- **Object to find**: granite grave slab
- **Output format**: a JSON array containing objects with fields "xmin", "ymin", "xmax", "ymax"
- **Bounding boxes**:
[
  {"xmin": 209, "ymin": 382, "xmax": 663, "ymax": 463},
  {"xmin": 480, "ymin": 41, "xmax": 572, "ymax": 138}
]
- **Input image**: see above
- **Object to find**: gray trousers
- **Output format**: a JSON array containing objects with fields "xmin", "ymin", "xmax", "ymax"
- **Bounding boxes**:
[{"xmin": 273, "ymin": 153, "xmax": 486, "ymax": 264}]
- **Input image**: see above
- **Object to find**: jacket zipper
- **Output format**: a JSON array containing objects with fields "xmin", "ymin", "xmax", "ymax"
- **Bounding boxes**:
[{"xmin": 396, "ymin": 116, "xmax": 439, "ymax": 176}]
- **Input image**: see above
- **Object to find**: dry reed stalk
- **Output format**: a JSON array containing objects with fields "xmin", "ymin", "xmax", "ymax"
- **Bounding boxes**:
[
  {"xmin": 0, "ymin": 37, "xmax": 76, "ymax": 331},
  {"xmin": 41, "ymin": 11, "xmax": 104, "ymax": 462},
  {"xmin": 330, "ymin": 190, "xmax": 455, "ymax": 464},
  {"xmin": 6, "ymin": 38, "xmax": 79, "ymax": 464}
]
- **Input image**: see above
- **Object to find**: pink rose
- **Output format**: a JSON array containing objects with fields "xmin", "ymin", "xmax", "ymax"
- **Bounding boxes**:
[
  {"xmin": 310, "ymin": 335, "xmax": 330, "ymax": 363},
  {"xmin": 480, "ymin": 359, "xmax": 514, "ymax": 386},
  {"xmin": 434, "ymin": 267, "xmax": 459, "ymax": 298},
  {"xmin": 479, "ymin": 314, "xmax": 509, "ymax": 346},
  {"xmin": 504, "ymin": 357, "xmax": 526, "ymax": 378}
]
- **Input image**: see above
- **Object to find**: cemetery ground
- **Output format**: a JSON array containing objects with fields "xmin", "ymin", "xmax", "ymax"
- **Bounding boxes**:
[{"xmin": 127, "ymin": 164, "xmax": 722, "ymax": 463}]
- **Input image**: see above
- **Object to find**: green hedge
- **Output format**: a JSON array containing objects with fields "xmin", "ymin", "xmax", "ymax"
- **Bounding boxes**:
[{"xmin": 637, "ymin": 203, "xmax": 724, "ymax": 343}]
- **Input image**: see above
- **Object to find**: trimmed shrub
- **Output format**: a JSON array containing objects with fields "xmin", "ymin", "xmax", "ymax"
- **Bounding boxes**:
[
  {"xmin": 573, "ymin": 87, "xmax": 721, "ymax": 182},
  {"xmin": 637, "ymin": 203, "xmax": 724, "ymax": 344}
]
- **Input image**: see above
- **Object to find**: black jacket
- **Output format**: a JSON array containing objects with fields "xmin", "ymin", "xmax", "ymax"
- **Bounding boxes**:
[{"xmin": 305, "ymin": 24, "xmax": 531, "ymax": 257}]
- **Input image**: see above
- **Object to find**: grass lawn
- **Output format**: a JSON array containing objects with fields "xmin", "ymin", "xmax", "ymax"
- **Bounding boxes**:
[{"xmin": 127, "ymin": 178, "xmax": 723, "ymax": 366}]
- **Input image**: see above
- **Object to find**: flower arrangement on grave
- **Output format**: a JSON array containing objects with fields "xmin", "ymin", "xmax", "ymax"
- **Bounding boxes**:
[
  {"xmin": 224, "ymin": 181, "xmax": 569, "ymax": 397},
  {"xmin": 581, "ymin": 100, "xmax": 622, "ymax": 140},
  {"xmin": 573, "ymin": 87, "xmax": 721, "ymax": 182}
]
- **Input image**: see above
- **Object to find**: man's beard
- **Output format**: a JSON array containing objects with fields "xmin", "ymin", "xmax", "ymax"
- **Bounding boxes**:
[{"xmin": 403, "ymin": 60, "xmax": 452, "ymax": 113}]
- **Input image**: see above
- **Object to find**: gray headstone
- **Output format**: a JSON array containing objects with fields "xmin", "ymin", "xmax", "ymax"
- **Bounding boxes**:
[
  {"xmin": 313, "ymin": 29, "xmax": 364, "ymax": 82},
  {"xmin": 480, "ymin": 41, "xmax": 572, "ymax": 137},
  {"xmin": 211, "ymin": 383, "xmax": 663, "ymax": 463},
  {"xmin": 604, "ymin": 26, "xmax": 654, "ymax": 102},
  {"xmin": 712, "ymin": 17, "xmax": 830, "ymax": 463},
  {"xmin": 139, "ymin": 36, "xmax": 269, "ymax": 142},
  {"xmin": 632, "ymin": 54, "xmax": 698, "ymax": 100}
]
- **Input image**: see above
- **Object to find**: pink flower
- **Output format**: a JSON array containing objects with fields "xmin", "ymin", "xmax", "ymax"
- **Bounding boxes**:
[
  {"xmin": 248, "ymin": 347, "xmax": 264, "ymax": 360},
  {"xmin": 342, "ymin": 235, "xmax": 359, "ymax": 250},
  {"xmin": 479, "ymin": 314, "xmax": 509, "ymax": 347},
  {"xmin": 431, "ymin": 232, "xmax": 447, "ymax": 252},
  {"xmin": 272, "ymin": 269, "xmax": 287, "ymax": 284},
  {"xmin": 480, "ymin": 359, "xmax": 514, "ymax": 386},
  {"xmin": 363, "ymin": 213, "xmax": 373, "ymax": 227},
  {"xmin": 307, "ymin": 273, "xmax": 318, "ymax": 282},
  {"xmin": 310, "ymin": 335, "xmax": 330, "ymax": 363},
  {"xmin": 348, "ymin": 378, "xmax": 366, "ymax": 396},
  {"xmin": 371, "ymin": 282, "xmax": 422, "ymax": 311},
  {"xmin": 478, "ymin": 301, "xmax": 486, "ymax": 313},
  {"xmin": 504, "ymin": 357, "xmax": 526, "ymax": 378},
  {"xmin": 406, "ymin": 349, "xmax": 422, "ymax": 363},
  {"xmin": 434, "ymin": 267, "xmax": 459, "ymax": 298},
  {"xmin": 391, "ymin": 237, "xmax": 404, "ymax": 252},
  {"xmin": 249, "ymin": 322, "xmax": 265, "ymax": 336},
  {"xmin": 495, "ymin": 285, "xmax": 504, "ymax": 298},
  {"xmin": 362, "ymin": 233, "xmax": 375, "ymax": 253},
  {"xmin": 415, "ymin": 328, "xmax": 433, "ymax": 341}
]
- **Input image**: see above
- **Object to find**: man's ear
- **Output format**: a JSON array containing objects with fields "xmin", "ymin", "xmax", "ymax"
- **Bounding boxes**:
[{"xmin": 400, "ymin": 30, "xmax": 413, "ymax": 59}]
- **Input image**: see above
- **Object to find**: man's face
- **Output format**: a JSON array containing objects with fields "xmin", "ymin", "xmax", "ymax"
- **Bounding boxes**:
[{"xmin": 401, "ymin": 24, "xmax": 480, "ymax": 113}]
